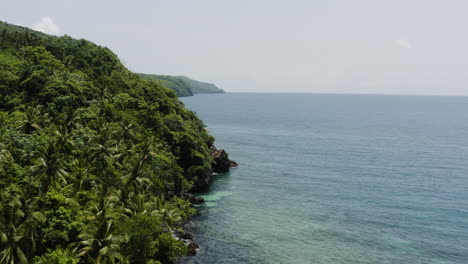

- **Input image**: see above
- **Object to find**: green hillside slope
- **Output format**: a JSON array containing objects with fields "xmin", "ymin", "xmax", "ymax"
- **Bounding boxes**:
[
  {"xmin": 0, "ymin": 21, "xmax": 221, "ymax": 263},
  {"xmin": 139, "ymin": 74, "xmax": 224, "ymax": 97},
  {"xmin": 175, "ymin": 76, "xmax": 224, "ymax": 94},
  {"xmin": 138, "ymin": 73, "xmax": 193, "ymax": 97}
]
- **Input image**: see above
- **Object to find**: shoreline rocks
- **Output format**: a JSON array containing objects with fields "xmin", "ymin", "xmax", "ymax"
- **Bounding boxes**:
[
  {"xmin": 191, "ymin": 145, "xmax": 238, "ymax": 192},
  {"xmin": 183, "ymin": 145, "xmax": 237, "ymax": 256},
  {"xmin": 189, "ymin": 196, "xmax": 205, "ymax": 205},
  {"xmin": 172, "ymin": 230, "xmax": 199, "ymax": 255},
  {"xmin": 230, "ymin": 159, "xmax": 238, "ymax": 168},
  {"xmin": 211, "ymin": 146, "xmax": 238, "ymax": 173},
  {"xmin": 187, "ymin": 242, "xmax": 199, "ymax": 255}
]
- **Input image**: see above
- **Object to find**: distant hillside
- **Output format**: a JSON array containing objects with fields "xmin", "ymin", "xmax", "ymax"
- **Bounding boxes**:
[
  {"xmin": 175, "ymin": 76, "xmax": 224, "ymax": 94},
  {"xmin": 139, "ymin": 74, "xmax": 224, "ymax": 97},
  {"xmin": 138, "ymin": 74, "xmax": 193, "ymax": 97}
]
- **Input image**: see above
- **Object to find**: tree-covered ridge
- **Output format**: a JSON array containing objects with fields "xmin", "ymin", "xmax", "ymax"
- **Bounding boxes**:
[
  {"xmin": 138, "ymin": 74, "xmax": 193, "ymax": 97},
  {"xmin": 138, "ymin": 74, "xmax": 224, "ymax": 97},
  {"xmin": 174, "ymin": 76, "xmax": 224, "ymax": 95},
  {"xmin": 0, "ymin": 21, "xmax": 218, "ymax": 263}
]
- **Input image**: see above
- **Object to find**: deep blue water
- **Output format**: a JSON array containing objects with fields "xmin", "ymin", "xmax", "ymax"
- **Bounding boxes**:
[{"xmin": 180, "ymin": 93, "xmax": 468, "ymax": 264}]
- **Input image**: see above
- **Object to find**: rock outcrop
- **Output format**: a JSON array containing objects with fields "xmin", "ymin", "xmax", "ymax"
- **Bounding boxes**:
[
  {"xmin": 211, "ymin": 146, "xmax": 238, "ymax": 173},
  {"xmin": 230, "ymin": 159, "xmax": 238, "ymax": 168},
  {"xmin": 191, "ymin": 146, "xmax": 238, "ymax": 191},
  {"xmin": 173, "ymin": 230, "xmax": 198, "ymax": 255},
  {"xmin": 183, "ymin": 146, "xmax": 238, "ymax": 256},
  {"xmin": 189, "ymin": 196, "xmax": 205, "ymax": 205},
  {"xmin": 187, "ymin": 242, "xmax": 199, "ymax": 255}
]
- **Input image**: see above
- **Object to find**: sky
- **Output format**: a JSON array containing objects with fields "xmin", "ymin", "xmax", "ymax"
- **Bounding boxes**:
[{"xmin": 1, "ymin": 0, "xmax": 468, "ymax": 95}]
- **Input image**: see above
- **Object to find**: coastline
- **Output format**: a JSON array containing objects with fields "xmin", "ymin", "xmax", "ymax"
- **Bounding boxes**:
[
  {"xmin": 175, "ymin": 144, "xmax": 238, "ymax": 256},
  {"xmin": 0, "ymin": 21, "xmax": 235, "ymax": 263}
]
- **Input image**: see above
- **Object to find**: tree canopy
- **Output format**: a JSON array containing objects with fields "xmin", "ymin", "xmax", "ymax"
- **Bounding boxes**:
[
  {"xmin": 0, "ymin": 21, "xmax": 217, "ymax": 263},
  {"xmin": 138, "ymin": 74, "xmax": 224, "ymax": 97}
]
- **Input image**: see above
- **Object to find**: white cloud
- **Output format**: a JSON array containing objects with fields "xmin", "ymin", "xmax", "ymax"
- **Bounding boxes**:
[
  {"xmin": 32, "ymin": 17, "xmax": 61, "ymax": 35},
  {"xmin": 394, "ymin": 39, "xmax": 411, "ymax": 49}
]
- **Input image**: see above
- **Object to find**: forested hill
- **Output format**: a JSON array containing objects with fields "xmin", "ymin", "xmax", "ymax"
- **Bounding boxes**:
[
  {"xmin": 0, "ymin": 21, "xmax": 221, "ymax": 263},
  {"xmin": 139, "ymin": 74, "xmax": 224, "ymax": 97},
  {"xmin": 175, "ymin": 76, "xmax": 224, "ymax": 94},
  {"xmin": 138, "ymin": 74, "xmax": 193, "ymax": 97}
]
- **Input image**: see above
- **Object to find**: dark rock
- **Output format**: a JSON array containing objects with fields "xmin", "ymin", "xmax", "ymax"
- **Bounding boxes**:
[
  {"xmin": 190, "ymin": 145, "xmax": 237, "ymax": 191},
  {"xmin": 174, "ymin": 230, "xmax": 194, "ymax": 240},
  {"xmin": 190, "ymin": 196, "xmax": 205, "ymax": 204},
  {"xmin": 187, "ymin": 242, "xmax": 199, "ymax": 255},
  {"xmin": 230, "ymin": 160, "xmax": 238, "ymax": 168},
  {"xmin": 212, "ymin": 149, "xmax": 231, "ymax": 173},
  {"xmin": 180, "ymin": 232, "xmax": 194, "ymax": 240}
]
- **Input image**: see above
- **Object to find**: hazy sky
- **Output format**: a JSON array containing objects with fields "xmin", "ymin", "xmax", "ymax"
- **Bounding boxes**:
[{"xmin": 2, "ymin": 0, "xmax": 468, "ymax": 95}]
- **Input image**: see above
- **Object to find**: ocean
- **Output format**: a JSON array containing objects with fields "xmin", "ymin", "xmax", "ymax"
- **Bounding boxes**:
[{"xmin": 180, "ymin": 93, "xmax": 468, "ymax": 264}]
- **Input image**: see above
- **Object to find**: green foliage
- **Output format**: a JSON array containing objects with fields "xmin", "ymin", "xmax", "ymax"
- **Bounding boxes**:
[
  {"xmin": 170, "ymin": 197, "xmax": 196, "ymax": 220},
  {"xmin": 33, "ymin": 247, "xmax": 78, "ymax": 264},
  {"xmin": 138, "ymin": 74, "xmax": 193, "ymax": 97},
  {"xmin": 138, "ymin": 74, "xmax": 224, "ymax": 97},
  {"xmin": 0, "ymin": 21, "xmax": 218, "ymax": 263},
  {"xmin": 38, "ymin": 191, "xmax": 84, "ymax": 251},
  {"xmin": 175, "ymin": 76, "xmax": 224, "ymax": 94},
  {"xmin": 154, "ymin": 233, "xmax": 187, "ymax": 264},
  {"xmin": 118, "ymin": 214, "xmax": 161, "ymax": 264}
]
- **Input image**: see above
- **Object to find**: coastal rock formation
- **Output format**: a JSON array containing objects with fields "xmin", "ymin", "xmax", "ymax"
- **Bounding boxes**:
[
  {"xmin": 230, "ymin": 159, "xmax": 239, "ymax": 168},
  {"xmin": 189, "ymin": 196, "xmax": 205, "ymax": 205},
  {"xmin": 191, "ymin": 146, "xmax": 237, "ymax": 191},
  {"xmin": 187, "ymin": 242, "xmax": 199, "ymax": 255},
  {"xmin": 211, "ymin": 146, "xmax": 238, "ymax": 173},
  {"xmin": 173, "ymin": 231, "xmax": 198, "ymax": 255}
]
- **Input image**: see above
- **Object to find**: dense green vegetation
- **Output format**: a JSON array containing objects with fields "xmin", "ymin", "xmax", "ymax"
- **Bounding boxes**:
[
  {"xmin": 174, "ymin": 76, "xmax": 224, "ymax": 95},
  {"xmin": 0, "ymin": 21, "xmax": 217, "ymax": 263},
  {"xmin": 138, "ymin": 74, "xmax": 224, "ymax": 97},
  {"xmin": 138, "ymin": 74, "xmax": 193, "ymax": 97}
]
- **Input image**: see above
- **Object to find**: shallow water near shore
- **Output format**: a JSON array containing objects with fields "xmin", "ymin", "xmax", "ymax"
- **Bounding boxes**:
[{"xmin": 180, "ymin": 93, "xmax": 468, "ymax": 264}]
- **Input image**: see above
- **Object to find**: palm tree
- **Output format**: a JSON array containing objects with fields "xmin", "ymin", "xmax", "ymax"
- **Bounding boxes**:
[
  {"xmin": 154, "ymin": 205, "xmax": 182, "ymax": 232},
  {"xmin": 17, "ymin": 105, "xmax": 48, "ymax": 134},
  {"xmin": 66, "ymin": 159, "xmax": 95, "ymax": 195},
  {"xmin": 116, "ymin": 121, "xmax": 135, "ymax": 145},
  {"xmin": 52, "ymin": 125, "xmax": 76, "ymax": 154},
  {"xmin": 0, "ymin": 143, "xmax": 15, "ymax": 181},
  {"xmin": 121, "ymin": 193, "xmax": 154, "ymax": 217},
  {"xmin": 122, "ymin": 137, "xmax": 159, "ymax": 193},
  {"xmin": 124, "ymin": 157, "xmax": 152, "ymax": 191},
  {"xmin": 77, "ymin": 220, "xmax": 124, "ymax": 264},
  {"xmin": 60, "ymin": 107, "xmax": 81, "ymax": 134},
  {"xmin": 147, "ymin": 196, "xmax": 182, "ymax": 232},
  {"xmin": 87, "ymin": 124, "xmax": 119, "ymax": 184},
  {"xmin": 77, "ymin": 196, "xmax": 124, "ymax": 264},
  {"xmin": 30, "ymin": 144, "xmax": 68, "ymax": 194},
  {"xmin": 114, "ymin": 122, "xmax": 136, "ymax": 167},
  {"xmin": 136, "ymin": 137, "xmax": 158, "ymax": 163},
  {"xmin": 0, "ymin": 194, "xmax": 45, "ymax": 264}
]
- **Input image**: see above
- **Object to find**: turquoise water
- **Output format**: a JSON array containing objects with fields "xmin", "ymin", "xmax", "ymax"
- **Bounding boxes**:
[{"xmin": 180, "ymin": 93, "xmax": 468, "ymax": 264}]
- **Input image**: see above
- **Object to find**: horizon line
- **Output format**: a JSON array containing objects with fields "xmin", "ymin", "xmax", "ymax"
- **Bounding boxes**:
[{"xmin": 219, "ymin": 91, "xmax": 468, "ymax": 98}]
